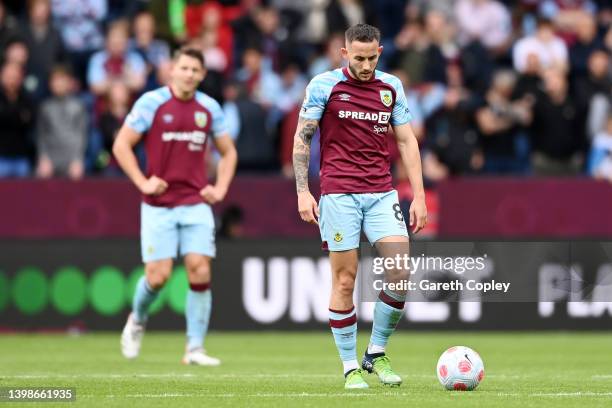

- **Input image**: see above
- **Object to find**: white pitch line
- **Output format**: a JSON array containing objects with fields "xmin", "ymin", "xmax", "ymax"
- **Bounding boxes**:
[
  {"xmin": 592, "ymin": 375, "xmax": 612, "ymax": 379},
  {"xmin": 0, "ymin": 373, "xmax": 525, "ymax": 380},
  {"xmin": 114, "ymin": 392, "xmax": 412, "ymax": 398},
  {"xmin": 2, "ymin": 373, "xmax": 197, "ymax": 379},
  {"xmin": 530, "ymin": 392, "xmax": 612, "ymax": 397}
]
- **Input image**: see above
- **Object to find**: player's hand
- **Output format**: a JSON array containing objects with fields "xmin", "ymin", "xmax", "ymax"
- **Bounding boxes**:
[
  {"xmin": 139, "ymin": 175, "xmax": 168, "ymax": 196},
  {"xmin": 200, "ymin": 184, "xmax": 227, "ymax": 204},
  {"xmin": 297, "ymin": 191, "xmax": 319, "ymax": 225},
  {"xmin": 409, "ymin": 197, "xmax": 427, "ymax": 234}
]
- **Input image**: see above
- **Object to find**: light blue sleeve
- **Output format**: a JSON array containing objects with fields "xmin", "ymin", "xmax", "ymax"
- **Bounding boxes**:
[
  {"xmin": 124, "ymin": 90, "xmax": 168, "ymax": 133},
  {"xmin": 222, "ymin": 102, "xmax": 240, "ymax": 140},
  {"xmin": 299, "ymin": 71, "xmax": 342, "ymax": 121},
  {"xmin": 383, "ymin": 74, "xmax": 413, "ymax": 126},
  {"xmin": 198, "ymin": 94, "xmax": 229, "ymax": 138}
]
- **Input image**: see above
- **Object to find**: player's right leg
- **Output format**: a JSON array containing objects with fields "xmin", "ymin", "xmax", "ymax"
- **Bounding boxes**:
[
  {"xmin": 121, "ymin": 203, "xmax": 178, "ymax": 359},
  {"xmin": 121, "ymin": 259, "xmax": 173, "ymax": 359},
  {"xmin": 319, "ymin": 194, "xmax": 366, "ymax": 388},
  {"xmin": 329, "ymin": 250, "xmax": 369, "ymax": 389}
]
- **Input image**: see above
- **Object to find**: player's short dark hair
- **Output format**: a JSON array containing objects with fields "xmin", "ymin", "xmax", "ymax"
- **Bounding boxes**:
[
  {"xmin": 345, "ymin": 23, "xmax": 381, "ymax": 44},
  {"xmin": 173, "ymin": 46, "xmax": 206, "ymax": 68}
]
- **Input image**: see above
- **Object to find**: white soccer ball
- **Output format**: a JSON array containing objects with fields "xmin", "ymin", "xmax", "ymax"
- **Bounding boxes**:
[{"xmin": 436, "ymin": 346, "xmax": 485, "ymax": 391}]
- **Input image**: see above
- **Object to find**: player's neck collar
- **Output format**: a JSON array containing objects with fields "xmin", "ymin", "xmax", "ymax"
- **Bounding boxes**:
[{"xmin": 343, "ymin": 67, "xmax": 376, "ymax": 84}]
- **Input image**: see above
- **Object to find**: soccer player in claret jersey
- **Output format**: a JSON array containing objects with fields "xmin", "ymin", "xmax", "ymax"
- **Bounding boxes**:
[
  {"xmin": 113, "ymin": 47, "xmax": 237, "ymax": 365},
  {"xmin": 293, "ymin": 24, "xmax": 427, "ymax": 389}
]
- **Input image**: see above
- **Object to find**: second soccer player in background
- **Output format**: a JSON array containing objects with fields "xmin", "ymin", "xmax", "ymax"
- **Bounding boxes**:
[{"xmin": 114, "ymin": 47, "xmax": 237, "ymax": 365}]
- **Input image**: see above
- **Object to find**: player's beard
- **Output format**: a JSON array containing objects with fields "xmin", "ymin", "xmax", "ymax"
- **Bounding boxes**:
[{"xmin": 348, "ymin": 61, "xmax": 376, "ymax": 81}]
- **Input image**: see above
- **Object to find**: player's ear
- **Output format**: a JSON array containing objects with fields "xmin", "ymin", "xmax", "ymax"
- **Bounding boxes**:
[
  {"xmin": 378, "ymin": 45, "xmax": 383, "ymax": 56},
  {"xmin": 341, "ymin": 47, "xmax": 349, "ymax": 59}
]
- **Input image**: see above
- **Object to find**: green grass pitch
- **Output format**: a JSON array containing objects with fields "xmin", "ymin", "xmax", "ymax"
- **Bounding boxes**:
[{"xmin": 1, "ymin": 332, "xmax": 611, "ymax": 407}]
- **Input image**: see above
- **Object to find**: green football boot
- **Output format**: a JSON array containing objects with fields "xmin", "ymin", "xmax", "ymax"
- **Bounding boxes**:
[
  {"xmin": 362, "ymin": 353, "xmax": 402, "ymax": 386},
  {"xmin": 344, "ymin": 368, "xmax": 369, "ymax": 389}
]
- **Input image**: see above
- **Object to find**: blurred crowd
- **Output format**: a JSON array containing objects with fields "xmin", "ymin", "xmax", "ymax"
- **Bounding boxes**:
[{"xmin": 0, "ymin": 0, "xmax": 611, "ymax": 184}]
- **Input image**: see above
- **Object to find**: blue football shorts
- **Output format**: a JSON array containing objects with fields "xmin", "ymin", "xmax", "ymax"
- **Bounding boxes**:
[
  {"xmin": 318, "ymin": 190, "xmax": 408, "ymax": 251},
  {"xmin": 140, "ymin": 202, "xmax": 216, "ymax": 262}
]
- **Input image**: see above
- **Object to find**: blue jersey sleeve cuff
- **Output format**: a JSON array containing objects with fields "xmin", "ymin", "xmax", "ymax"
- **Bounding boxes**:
[{"xmin": 299, "ymin": 111, "xmax": 322, "ymax": 121}]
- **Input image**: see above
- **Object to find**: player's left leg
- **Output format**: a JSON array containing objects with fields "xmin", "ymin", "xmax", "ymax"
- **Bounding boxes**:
[
  {"xmin": 361, "ymin": 190, "xmax": 410, "ymax": 386},
  {"xmin": 177, "ymin": 203, "xmax": 219, "ymax": 366},
  {"xmin": 181, "ymin": 253, "xmax": 219, "ymax": 366}
]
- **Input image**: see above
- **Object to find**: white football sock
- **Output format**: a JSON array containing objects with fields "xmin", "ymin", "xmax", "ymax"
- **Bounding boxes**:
[
  {"xmin": 367, "ymin": 343, "xmax": 385, "ymax": 355},
  {"xmin": 343, "ymin": 359, "xmax": 359, "ymax": 375}
]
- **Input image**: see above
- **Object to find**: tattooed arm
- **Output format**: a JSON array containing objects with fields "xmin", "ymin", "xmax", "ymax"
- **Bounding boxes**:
[{"xmin": 292, "ymin": 117, "xmax": 320, "ymax": 224}]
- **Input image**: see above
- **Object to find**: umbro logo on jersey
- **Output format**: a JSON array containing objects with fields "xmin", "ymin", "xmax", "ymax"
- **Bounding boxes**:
[
  {"xmin": 339, "ymin": 93, "xmax": 351, "ymax": 101},
  {"xmin": 163, "ymin": 114, "xmax": 174, "ymax": 123}
]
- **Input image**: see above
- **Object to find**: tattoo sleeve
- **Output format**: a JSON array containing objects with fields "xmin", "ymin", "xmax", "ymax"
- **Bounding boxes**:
[{"xmin": 292, "ymin": 118, "xmax": 318, "ymax": 193}]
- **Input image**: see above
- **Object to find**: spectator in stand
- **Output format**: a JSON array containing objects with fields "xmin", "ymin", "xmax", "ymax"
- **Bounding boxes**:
[
  {"xmin": 98, "ymin": 81, "xmax": 132, "ymax": 175},
  {"xmin": 129, "ymin": 11, "xmax": 170, "ymax": 92},
  {"xmin": 423, "ymin": 9, "xmax": 457, "ymax": 84},
  {"xmin": 35, "ymin": 65, "xmax": 87, "ymax": 180},
  {"xmin": 530, "ymin": 68, "xmax": 584, "ymax": 175},
  {"xmin": 539, "ymin": 0, "xmax": 597, "ymax": 44},
  {"xmin": 391, "ymin": 17, "xmax": 433, "ymax": 86},
  {"xmin": 254, "ymin": 6, "xmax": 287, "ymax": 72},
  {"xmin": 0, "ymin": 61, "xmax": 35, "ymax": 178},
  {"xmin": 574, "ymin": 49, "xmax": 611, "ymax": 113},
  {"xmin": 224, "ymin": 81, "xmax": 278, "ymax": 172},
  {"xmin": 588, "ymin": 112, "xmax": 612, "ymax": 182},
  {"xmin": 325, "ymin": 0, "xmax": 367, "ymax": 35},
  {"xmin": 236, "ymin": 46, "xmax": 282, "ymax": 109},
  {"xmin": 185, "ymin": 0, "xmax": 234, "ymax": 73},
  {"xmin": 513, "ymin": 17, "xmax": 569, "ymax": 73},
  {"xmin": 51, "ymin": 0, "xmax": 107, "ymax": 86},
  {"xmin": 200, "ymin": 29, "xmax": 228, "ymax": 73},
  {"xmin": 568, "ymin": 13, "xmax": 603, "ymax": 80},
  {"xmin": 574, "ymin": 49, "xmax": 611, "ymax": 140},
  {"xmin": 0, "ymin": 0, "xmax": 19, "ymax": 58},
  {"xmin": 454, "ymin": 0, "xmax": 513, "ymax": 55},
  {"xmin": 21, "ymin": 0, "xmax": 67, "ymax": 101},
  {"xmin": 87, "ymin": 20, "xmax": 146, "ymax": 97},
  {"xmin": 423, "ymin": 63, "xmax": 484, "ymax": 180},
  {"xmin": 268, "ymin": 61, "xmax": 306, "ymax": 131},
  {"xmin": 3, "ymin": 39, "xmax": 28, "ymax": 68},
  {"xmin": 513, "ymin": 53, "xmax": 543, "ymax": 100},
  {"xmin": 309, "ymin": 33, "xmax": 344, "ymax": 78},
  {"xmin": 408, "ymin": 0, "xmax": 455, "ymax": 20},
  {"xmin": 476, "ymin": 70, "xmax": 533, "ymax": 174}
]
